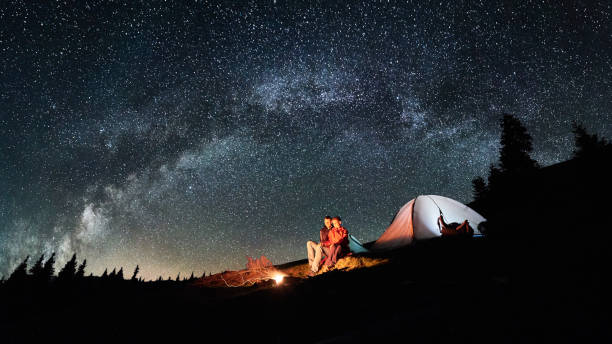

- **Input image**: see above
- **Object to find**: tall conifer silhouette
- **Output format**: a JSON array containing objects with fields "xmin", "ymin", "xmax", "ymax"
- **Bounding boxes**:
[
  {"xmin": 76, "ymin": 259, "xmax": 87, "ymax": 279},
  {"xmin": 57, "ymin": 253, "xmax": 78, "ymax": 282},
  {"xmin": 572, "ymin": 121, "xmax": 610, "ymax": 158},
  {"xmin": 42, "ymin": 252, "xmax": 56, "ymax": 281},
  {"xmin": 29, "ymin": 254, "xmax": 45, "ymax": 277},
  {"xmin": 131, "ymin": 265, "xmax": 140, "ymax": 281},
  {"xmin": 498, "ymin": 114, "xmax": 538, "ymax": 174},
  {"xmin": 7, "ymin": 256, "xmax": 29, "ymax": 284},
  {"xmin": 471, "ymin": 176, "xmax": 488, "ymax": 203},
  {"xmin": 476, "ymin": 114, "xmax": 539, "ymax": 198},
  {"xmin": 109, "ymin": 268, "xmax": 116, "ymax": 279}
]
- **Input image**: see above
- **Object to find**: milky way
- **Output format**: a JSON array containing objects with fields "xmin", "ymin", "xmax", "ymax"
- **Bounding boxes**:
[{"xmin": 1, "ymin": 1, "xmax": 611, "ymax": 280}]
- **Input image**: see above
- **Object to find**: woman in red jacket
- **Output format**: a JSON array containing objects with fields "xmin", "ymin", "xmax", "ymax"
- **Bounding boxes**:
[{"xmin": 324, "ymin": 216, "xmax": 349, "ymax": 267}]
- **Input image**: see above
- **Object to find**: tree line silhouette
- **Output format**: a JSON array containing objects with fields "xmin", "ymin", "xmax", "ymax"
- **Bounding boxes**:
[
  {"xmin": 0, "ymin": 252, "xmax": 206, "ymax": 290},
  {"xmin": 470, "ymin": 115, "xmax": 610, "ymax": 232}
]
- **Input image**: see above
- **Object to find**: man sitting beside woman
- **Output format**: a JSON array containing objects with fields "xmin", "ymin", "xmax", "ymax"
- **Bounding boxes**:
[{"xmin": 306, "ymin": 216, "xmax": 349, "ymax": 276}]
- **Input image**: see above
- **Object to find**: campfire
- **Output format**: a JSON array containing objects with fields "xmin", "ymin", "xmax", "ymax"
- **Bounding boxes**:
[
  {"xmin": 272, "ymin": 273, "xmax": 284, "ymax": 285},
  {"xmin": 217, "ymin": 255, "xmax": 285, "ymax": 287}
]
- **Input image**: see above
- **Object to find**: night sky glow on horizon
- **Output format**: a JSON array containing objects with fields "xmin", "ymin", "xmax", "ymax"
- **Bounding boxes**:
[{"xmin": 1, "ymin": 1, "xmax": 611, "ymax": 280}]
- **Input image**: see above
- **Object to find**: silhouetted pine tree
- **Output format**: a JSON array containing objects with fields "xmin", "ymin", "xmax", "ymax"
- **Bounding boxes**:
[
  {"xmin": 486, "ymin": 114, "xmax": 537, "ymax": 197},
  {"xmin": 101, "ymin": 268, "xmax": 108, "ymax": 278},
  {"xmin": 7, "ymin": 256, "xmax": 29, "ymax": 285},
  {"xmin": 486, "ymin": 165, "xmax": 503, "ymax": 195},
  {"xmin": 471, "ymin": 176, "xmax": 488, "ymax": 202},
  {"xmin": 108, "ymin": 268, "xmax": 116, "ymax": 279},
  {"xmin": 200, "ymin": 271, "xmax": 206, "ymax": 279},
  {"xmin": 116, "ymin": 267, "xmax": 124, "ymax": 280},
  {"xmin": 176, "ymin": 273, "xmax": 180, "ymax": 282},
  {"xmin": 131, "ymin": 265, "xmax": 139, "ymax": 281},
  {"xmin": 29, "ymin": 254, "xmax": 45, "ymax": 277},
  {"xmin": 76, "ymin": 259, "xmax": 87, "ymax": 279},
  {"xmin": 189, "ymin": 272, "xmax": 195, "ymax": 281},
  {"xmin": 470, "ymin": 115, "xmax": 539, "ymax": 217},
  {"xmin": 572, "ymin": 121, "xmax": 610, "ymax": 158},
  {"xmin": 499, "ymin": 114, "xmax": 539, "ymax": 174},
  {"xmin": 57, "ymin": 253, "xmax": 78, "ymax": 282},
  {"xmin": 42, "ymin": 252, "xmax": 56, "ymax": 282},
  {"xmin": 167, "ymin": 276, "xmax": 171, "ymax": 281},
  {"xmin": 157, "ymin": 276, "xmax": 162, "ymax": 282}
]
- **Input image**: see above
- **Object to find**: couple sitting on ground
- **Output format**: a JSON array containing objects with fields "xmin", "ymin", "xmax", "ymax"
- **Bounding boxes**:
[{"xmin": 306, "ymin": 216, "xmax": 349, "ymax": 276}]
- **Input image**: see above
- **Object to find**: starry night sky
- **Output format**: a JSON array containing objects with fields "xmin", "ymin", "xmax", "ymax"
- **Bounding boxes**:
[{"xmin": 1, "ymin": 1, "xmax": 611, "ymax": 280}]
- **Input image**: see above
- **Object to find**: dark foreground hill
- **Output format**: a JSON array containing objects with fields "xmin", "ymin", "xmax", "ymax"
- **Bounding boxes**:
[
  {"xmin": 1, "ymin": 234, "xmax": 609, "ymax": 343},
  {"xmin": 1, "ymin": 152, "xmax": 610, "ymax": 343}
]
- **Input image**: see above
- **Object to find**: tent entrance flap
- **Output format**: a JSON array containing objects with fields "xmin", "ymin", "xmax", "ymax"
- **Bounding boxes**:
[{"xmin": 348, "ymin": 234, "xmax": 369, "ymax": 253}]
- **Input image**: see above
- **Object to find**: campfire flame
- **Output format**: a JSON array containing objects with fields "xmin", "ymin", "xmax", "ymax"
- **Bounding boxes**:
[{"xmin": 272, "ymin": 273, "xmax": 284, "ymax": 285}]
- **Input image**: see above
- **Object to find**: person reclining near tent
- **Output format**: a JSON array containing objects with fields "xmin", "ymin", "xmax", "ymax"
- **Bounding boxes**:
[
  {"xmin": 306, "ymin": 216, "xmax": 333, "ymax": 276},
  {"xmin": 323, "ymin": 216, "xmax": 349, "ymax": 268},
  {"xmin": 437, "ymin": 213, "xmax": 474, "ymax": 237}
]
